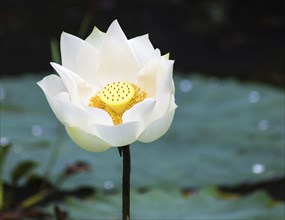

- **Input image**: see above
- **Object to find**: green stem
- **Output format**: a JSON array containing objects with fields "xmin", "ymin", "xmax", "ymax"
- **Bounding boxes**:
[{"xmin": 119, "ymin": 145, "xmax": 131, "ymax": 220}]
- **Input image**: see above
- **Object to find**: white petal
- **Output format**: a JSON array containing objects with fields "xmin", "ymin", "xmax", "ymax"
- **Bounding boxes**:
[
  {"xmin": 137, "ymin": 54, "xmax": 174, "ymax": 120},
  {"xmin": 60, "ymin": 32, "xmax": 100, "ymax": 87},
  {"xmin": 83, "ymin": 106, "xmax": 113, "ymax": 126},
  {"xmin": 66, "ymin": 126, "xmax": 111, "ymax": 152},
  {"xmin": 53, "ymin": 96, "xmax": 115, "ymax": 130},
  {"xmin": 171, "ymin": 79, "xmax": 175, "ymax": 94},
  {"xmin": 128, "ymin": 34, "xmax": 155, "ymax": 66},
  {"xmin": 163, "ymin": 52, "xmax": 170, "ymax": 60},
  {"xmin": 93, "ymin": 121, "xmax": 142, "ymax": 147},
  {"xmin": 96, "ymin": 20, "xmax": 141, "ymax": 85},
  {"xmin": 169, "ymin": 95, "xmax": 177, "ymax": 110},
  {"xmin": 37, "ymin": 74, "xmax": 66, "ymax": 96},
  {"xmin": 50, "ymin": 63, "xmax": 99, "ymax": 105},
  {"xmin": 85, "ymin": 26, "xmax": 105, "ymax": 49},
  {"xmin": 137, "ymin": 49, "xmax": 161, "ymax": 98},
  {"xmin": 38, "ymin": 83, "xmax": 101, "ymax": 133},
  {"xmin": 37, "ymin": 75, "xmax": 68, "ymax": 124},
  {"xmin": 122, "ymin": 98, "xmax": 156, "ymax": 125},
  {"xmin": 44, "ymin": 94, "xmax": 68, "ymax": 125},
  {"xmin": 152, "ymin": 58, "xmax": 174, "ymax": 117},
  {"xmin": 49, "ymin": 97, "xmax": 93, "ymax": 130},
  {"xmin": 56, "ymin": 91, "xmax": 70, "ymax": 102},
  {"xmin": 138, "ymin": 108, "xmax": 176, "ymax": 143},
  {"xmin": 76, "ymin": 82, "xmax": 97, "ymax": 106},
  {"xmin": 39, "ymin": 68, "xmax": 113, "ymax": 128},
  {"xmin": 51, "ymin": 63, "xmax": 81, "ymax": 104}
]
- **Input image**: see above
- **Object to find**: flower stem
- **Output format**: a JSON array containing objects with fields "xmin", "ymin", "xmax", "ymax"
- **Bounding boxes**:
[{"xmin": 118, "ymin": 145, "xmax": 131, "ymax": 220}]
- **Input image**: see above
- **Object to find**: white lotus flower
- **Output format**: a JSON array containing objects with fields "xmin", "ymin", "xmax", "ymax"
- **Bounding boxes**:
[{"xmin": 38, "ymin": 20, "xmax": 177, "ymax": 152}]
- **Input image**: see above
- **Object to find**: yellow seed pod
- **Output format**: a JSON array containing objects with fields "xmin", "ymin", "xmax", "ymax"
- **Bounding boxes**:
[{"xmin": 99, "ymin": 82, "xmax": 135, "ymax": 114}]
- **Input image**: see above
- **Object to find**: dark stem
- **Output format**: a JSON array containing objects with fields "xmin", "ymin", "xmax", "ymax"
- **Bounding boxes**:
[{"xmin": 118, "ymin": 145, "xmax": 131, "ymax": 220}]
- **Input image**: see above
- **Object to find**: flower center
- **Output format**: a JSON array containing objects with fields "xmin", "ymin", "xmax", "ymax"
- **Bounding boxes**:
[
  {"xmin": 99, "ymin": 82, "xmax": 135, "ymax": 115},
  {"xmin": 89, "ymin": 81, "xmax": 147, "ymax": 125}
]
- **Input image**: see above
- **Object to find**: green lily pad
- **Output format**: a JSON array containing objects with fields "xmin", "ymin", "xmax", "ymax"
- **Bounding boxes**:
[
  {"xmin": 1, "ymin": 74, "xmax": 284, "ymax": 189},
  {"xmin": 45, "ymin": 188, "xmax": 285, "ymax": 219}
]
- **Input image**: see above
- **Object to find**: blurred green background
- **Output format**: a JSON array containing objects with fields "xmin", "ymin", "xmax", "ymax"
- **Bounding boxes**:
[{"xmin": 1, "ymin": 0, "xmax": 284, "ymax": 219}]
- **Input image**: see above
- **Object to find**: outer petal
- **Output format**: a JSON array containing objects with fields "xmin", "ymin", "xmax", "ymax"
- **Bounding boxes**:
[
  {"xmin": 96, "ymin": 20, "xmax": 141, "ymax": 85},
  {"xmin": 60, "ymin": 32, "xmax": 101, "ymax": 88},
  {"xmin": 37, "ymin": 74, "xmax": 68, "ymax": 123},
  {"xmin": 37, "ymin": 73, "xmax": 66, "ymax": 94},
  {"xmin": 50, "ymin": 62, "xmax": 81, "ymax": 104},
  {"xmin": 137, "ymin": 54, "xmax": 174, "ymax": 120},
  {"xmin": 128, "ymin": 34, "xmax": 155, "ymax": 67},
  {"xmin": 53, "ymin": 98, "xmax": 113, "ymax": 129},
  {"xmin": 152, "ymin": 58, "xmax": 174, "ymax": 117},
  {"xmin": 93, "ymin": 121, "xmax": 142, "ymax": 147},
  {"xmin": 50, "ymin": 93, "xmax": 114, "ymax": 128},
  {"xmin": 38, "ymin": 74, "xmax": 112, "ymax": 129},
  {"xmin": 138, "ymin": 107, "xmax": 176, "ymax": 143},
  {"xmin": 163, "ymin": 52, "xmax": 170, "ymax": 60},
  {"xmin": 137, "ymin": 49, "xmax": 161, "ymax": 98},
  {"xmin": 50, "ymin": 62, "xmax": 99, "ymax": 105},
  {"xmin": 85, "ymin": 26, "xmax": 105, "ymax": 49},
  {"xmin": 66, "ymin": 126, "xmax": 111, "ymax": 152}
]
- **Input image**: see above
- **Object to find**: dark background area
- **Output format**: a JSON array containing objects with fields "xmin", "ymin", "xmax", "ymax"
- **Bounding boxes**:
[{"xmin": 1, "ymin": 0, "xmax": 285, "ymax": 87}]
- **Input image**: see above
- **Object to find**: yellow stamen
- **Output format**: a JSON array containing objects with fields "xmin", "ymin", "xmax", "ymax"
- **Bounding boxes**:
[{"xmin": 89, "ymin": 82, "xmax": 147, "ymax": 125}]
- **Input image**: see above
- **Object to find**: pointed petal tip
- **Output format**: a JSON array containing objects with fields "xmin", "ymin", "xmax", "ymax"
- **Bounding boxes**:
[
  {"xmin": 60, "ymin": 31, "xmax": 71, "ymax": 40},
  {"xmin": 163, "ymin": 52, "xmax": 170, "ymax": 60},
  {"xmin": 50, "ymin": 62, "xmax": 64, "ymax": 73},
  {"xmin": 108, "ymin": 19, "xmax": 123, "ymax": 32},
  {"xmin": 112, "ymin": 19, "xmax": 119, "ymax": 24},
  {"xmin": 91, "ymin": 26, "xmax": 104, "ymax": 34},
  {"xmin": 50, "ymin": 61, "xmax": 57, "ymax": 67}
]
